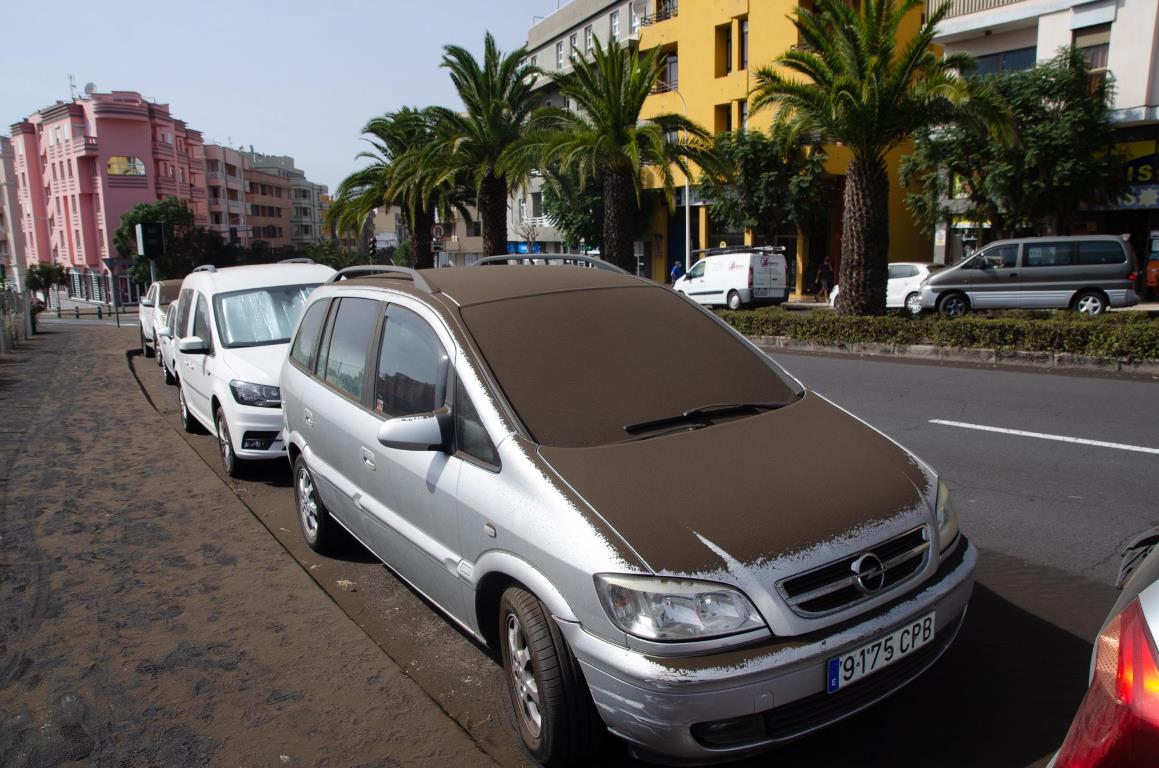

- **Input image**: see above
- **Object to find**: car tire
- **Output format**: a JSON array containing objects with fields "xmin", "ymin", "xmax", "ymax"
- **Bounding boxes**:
[
  {"xmin": 937, "ymin": 292, "xmax": 969, "ymax": 318},
  {"xmin": 162, "ymin": 359, "xmax": 176, "ymax": 386},
  {"xmin": 215, "ymin": 407, "xmax": 245, "ymax": 478},
  {"xmin": 178, "ymin": 386, "xmax": 204, "ymax": 434},
  {"xmin": 499, "ymin": 586, "xmax": 602, "ymax": 767},
  {"xmin": 905, "ymin": 292, "xmax": 923, "ymax": 317},
  {"xmin": 1072, "ymin": 290, "xmax": 1108, "ymax": 317},
  {"xmin": 293, "ymin": 454, "xmax": 339, "ymax": 554},
  {"xmin": 141, "ymin": 328, "xmax": 155, "ymax": 358},
  {"xmin": 726, "ymin": 290, "xmax": 742, "ymax": 311}
]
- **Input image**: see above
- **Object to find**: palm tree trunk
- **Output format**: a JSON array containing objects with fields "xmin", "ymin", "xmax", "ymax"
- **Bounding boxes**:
[
  {"xmin": 480, "ymin": 173, "xmax": 508, "ymax": 257},
  {"xmin": 603, "ymin": 169, "xmax": 636, "ymax": 273},
  {"xmin": 411, "ymin": 208, "xmax": 435, "ymax": 269},
  {"xmin": 836, "ymin": 155, "xmax": 889, "ymax": 316}
]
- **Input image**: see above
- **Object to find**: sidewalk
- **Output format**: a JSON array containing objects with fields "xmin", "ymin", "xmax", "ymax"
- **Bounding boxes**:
[{"xmin": 0, "ymin": 325, "xmax": 497, "ymax": 767}]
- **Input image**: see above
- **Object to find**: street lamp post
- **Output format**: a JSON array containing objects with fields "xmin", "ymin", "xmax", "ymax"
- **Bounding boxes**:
[{"xmin": 670, "ymin": 88, "xmax": 692, "ymax": 275}]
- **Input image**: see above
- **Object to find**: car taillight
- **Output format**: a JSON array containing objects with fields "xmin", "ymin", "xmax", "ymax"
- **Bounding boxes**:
[
  {"xmin": 748, "ymin": 266, "xmax": 754, "ymax": 287},
  {"xmin": 1055, "ymin": 599, "xmax": 1159, "ymax": 767}
]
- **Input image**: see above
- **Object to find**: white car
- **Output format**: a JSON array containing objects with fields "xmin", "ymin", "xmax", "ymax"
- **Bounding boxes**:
[
  {"xmin": 157, "ymin": 303, "xmax": 179, "ymax": 385},
  {"xmin": 138, "ymin": 279, "xmax": 182, "ymax": 357},
  {"xmin": 172, "ymin": 259, "xmax": 335, "ymax": 476},
  {"xmin": 673, "ymin": 247, "xmax": 789, "ymax": 310},
  {"xmin": 830, "ymin": 262, "xmax": 946, "ymax": 316}
]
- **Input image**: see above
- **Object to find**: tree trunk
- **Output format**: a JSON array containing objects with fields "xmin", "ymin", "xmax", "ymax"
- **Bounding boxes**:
[
  {"xmin": 836, "ymin": 155, "xmax": 889, "ymax": 316},
  {"xmin": 411, "ymin": 208, "xmax": 435, "ymax": 269},
  {"xmin": 480, "ymin": 172, "xmax": 508, "ymax": 258},
  {"xmin": 603, "ymin": 169, "xmax": 637, "ymax": 273}
]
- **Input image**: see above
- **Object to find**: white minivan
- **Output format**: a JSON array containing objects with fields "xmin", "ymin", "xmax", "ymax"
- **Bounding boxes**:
[
  {"xmin": 673, "ymin": 247, "xmax": 789, "ymax": 310},
  {"xmin": 172, "ymin": 259, "xmax": 335, "ymax": 476}
]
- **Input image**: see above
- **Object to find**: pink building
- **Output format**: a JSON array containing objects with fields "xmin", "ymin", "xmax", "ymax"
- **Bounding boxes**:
[{"xmin": 9, "ymin": 91, "xmax": 208, "ymax": 304}]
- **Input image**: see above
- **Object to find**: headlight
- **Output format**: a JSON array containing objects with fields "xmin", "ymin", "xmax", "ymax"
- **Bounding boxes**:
[
  {"xmin": 935, "ymin": 480, "xmax": 960, "ymax": 552},
  {"xmin": 595, "ymin": 574, "xmax": 765, "ymax": 641},
  {"xmin": 229, "ymin": 380, "xmax": 281, "ymax": 408}
]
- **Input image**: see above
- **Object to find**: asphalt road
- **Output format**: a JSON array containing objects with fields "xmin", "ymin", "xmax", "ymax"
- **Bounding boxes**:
[{"xmin": 122, "ymin": 339, "xmax": 1143, "ymax": 767}]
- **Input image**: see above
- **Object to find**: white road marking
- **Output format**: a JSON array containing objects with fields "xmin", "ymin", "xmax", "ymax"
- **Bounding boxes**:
[{"xmin": 929, "ymin": 419, "xmax": 1159, "ymax": 455}]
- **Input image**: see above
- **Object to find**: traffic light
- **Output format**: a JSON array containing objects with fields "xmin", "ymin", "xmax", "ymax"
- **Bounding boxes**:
[{"xmin": 368, "ymin": 236, "xmax": 377, "ymax": 259}]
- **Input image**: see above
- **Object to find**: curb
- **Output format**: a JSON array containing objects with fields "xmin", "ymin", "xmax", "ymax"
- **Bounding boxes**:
[{"xmin": 748, "ymin": 335, "xmax": 1159, "ymax": 376}]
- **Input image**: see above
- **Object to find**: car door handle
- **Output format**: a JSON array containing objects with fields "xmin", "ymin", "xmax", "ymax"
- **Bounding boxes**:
[
  {"xmin": 1009, "ymin": 273, "xmax": 1018, "ymax": 278},
  {"xmin": 361, "ymin": 447, "xmax": 375, "ymax": 471},
  {"xmin": 303, "ymin": 408, "xmax": 314, "ymax": 426}
]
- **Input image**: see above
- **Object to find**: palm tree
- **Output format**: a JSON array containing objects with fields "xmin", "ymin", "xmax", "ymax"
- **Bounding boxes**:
[
  {"xmin": 396, "ymin": 33, "xmax": 538, "ymax": 258},
  {"xmin": 511, "ymin": 37, "xmax": 714, "ymax": 273},
  {"xmin": 329, "ymin": 108, "xmax": 469, "ymax": 269},
  {"xmin": 751, "ymin": 0, "xmax": 976, "ymax": 315}
]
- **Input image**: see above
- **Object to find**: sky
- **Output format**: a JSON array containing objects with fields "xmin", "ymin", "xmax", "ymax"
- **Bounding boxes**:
[{"xmin": 0, "ymin": 0, "xmax": 566, "ymax": 192}]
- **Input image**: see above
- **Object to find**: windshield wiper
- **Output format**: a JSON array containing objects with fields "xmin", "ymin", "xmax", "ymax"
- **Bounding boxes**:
[{"xmin": 623, "ymin": 401, "xmax": 790, "ymax": 434}]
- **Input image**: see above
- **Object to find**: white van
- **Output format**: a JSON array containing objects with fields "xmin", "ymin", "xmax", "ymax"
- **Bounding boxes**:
[{"xmin": 673, "ymin": 247, "xmax": 789, "ymax": 310}]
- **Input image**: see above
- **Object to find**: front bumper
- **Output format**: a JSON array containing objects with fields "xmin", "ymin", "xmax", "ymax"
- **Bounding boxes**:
[
  {"xmin": 226, "ymin": 404, "xmax": 287, "ymax": 459},
  {"xmin": 559, "ymin": 536, "xmax": 976, "ymax": 765}
]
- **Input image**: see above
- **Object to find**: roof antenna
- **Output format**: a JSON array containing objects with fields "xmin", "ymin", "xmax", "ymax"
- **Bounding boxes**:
[{"xmin": 68, "ymin": 74, "xmax": 77, "ymax": 100}]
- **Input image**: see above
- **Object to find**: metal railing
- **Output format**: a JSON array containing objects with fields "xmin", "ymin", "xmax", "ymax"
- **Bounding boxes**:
[
  {"xmin": 939, "ymin": 0, "xmax": 1024, "ymax": 19},
  {"xmin": 640, "ymin": 2, "xmax": 678, "ymax": 25}
]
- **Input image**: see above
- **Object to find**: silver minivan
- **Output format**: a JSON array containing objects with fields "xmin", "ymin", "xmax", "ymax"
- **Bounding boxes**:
[
  {"xmin": 280, "ymin": 265, "xmax": 975, "ymax": 766},
  {"xmin": 920, "ymin": 235, "xmax": 1139, "ymax": 317}
]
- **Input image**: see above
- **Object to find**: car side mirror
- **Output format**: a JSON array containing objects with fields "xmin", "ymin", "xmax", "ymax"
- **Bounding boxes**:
[
  {"xmin": 141, "ymin": 298, "xmax": 155, "ymax": 308},
  {"xmin": 158, "ymin": 327, "xmax": 172, "ymax": 339},
  {"xmin": 377, "ymin": 406, "xmax": 452, "ymax": 452},
  {"xmin": 178, "ymin": 336, "xmax": 208, "ymax": 355}
]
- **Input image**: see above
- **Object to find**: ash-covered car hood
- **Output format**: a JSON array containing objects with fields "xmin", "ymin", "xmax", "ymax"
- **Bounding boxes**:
[{"xmin": 538, "ymin": 393, "xmax": 933, "ymax": 578}]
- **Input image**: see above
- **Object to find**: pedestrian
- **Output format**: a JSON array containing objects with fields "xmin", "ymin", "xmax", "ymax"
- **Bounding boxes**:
[
  {"xmin": 816, "ymin": 260, "xmax": 833, "ymax": 302},
  {"xmin": 670, "ymin": 260, "xmax": 685, "ymax": 283}
]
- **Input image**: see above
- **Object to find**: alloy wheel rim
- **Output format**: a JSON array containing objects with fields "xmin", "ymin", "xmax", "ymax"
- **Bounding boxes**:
[
  {"xmin": 945, "ymin": 298, "xmax": 965, "ymax": 317},
  {"xmin": 906, "ymin": 295, "xmax": 922, "ymax": 315},
  {"xmin": 297, "ymin": 468, "xmax": 318, "ymax": 539},
  {"xmin": 1078, "ymin": 296, "xmax": 1102, "ymax": 315},
  {"xmin": 506, "ymin": 613, "xmax": 542, "ymax": 737},
  {"xmin": 218, "ymin": 416, "xmax": 232, "ymax": 470},
  {"xmin": 180, "ymin": 390, "xmax": 188, "ymax": 421}
]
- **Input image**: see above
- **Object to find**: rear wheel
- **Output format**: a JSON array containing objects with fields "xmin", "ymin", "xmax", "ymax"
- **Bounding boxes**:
[
  {"xmin": 904, "ymin": 292, "xmax": 923, "ymax": 317},
  {"xmin": 499, "ymin": 586, "xmax": 602, "ymax": 766},
  {"xmin": 162, "ymin": 358, "xmax": 176, "ymax": 385},
  {"xmin": 726, "ymin": 290, "xmax": 742, "ymax": 311},
  {"xmin": 937, "ymin": 292, "xmax": 969, "ymax": 318},
  {"xmin": 178, "ymin": 386, "xmax": 204, "ymax": 434},
  {"xmin": 141, "ymin": 328, "xmax": 154, "ymax": 358},
  {"xmin": 1072, "ymin": 290, "xmax": 1108, "ymax": 316}
]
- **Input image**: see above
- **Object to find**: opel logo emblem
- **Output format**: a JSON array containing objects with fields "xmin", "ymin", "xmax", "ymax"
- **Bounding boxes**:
[{"xmin": 851, "ymin": 553, "xmax": 886, "ymax": 594}]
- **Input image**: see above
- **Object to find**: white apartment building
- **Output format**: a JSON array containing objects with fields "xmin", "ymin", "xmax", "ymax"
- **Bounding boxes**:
[
  {"xmin": 934, "ymin": 0, "xmax": 1159, "ymax": 259},
  {"xmin": 0, "ymin": 136, "xmax": 28, "ymax": 290}
]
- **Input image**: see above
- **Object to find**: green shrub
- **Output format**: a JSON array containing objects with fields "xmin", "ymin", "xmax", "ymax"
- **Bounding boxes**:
[{"xmin": 719, "ymin": 307, "xmax": 1159, "ymax": 361}]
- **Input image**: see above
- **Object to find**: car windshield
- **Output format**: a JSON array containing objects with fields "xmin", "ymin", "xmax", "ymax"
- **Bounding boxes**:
[
  {"xmin": 158, "ymin": 283, "xmax": 181, "ymax": 305},
  {"xmin": 213, "ymin": 283, "xmax": 320, "ymax": 348},
  {"xmin": 460, "ymin": 286, "xmax": 802, "ymax": 448}
]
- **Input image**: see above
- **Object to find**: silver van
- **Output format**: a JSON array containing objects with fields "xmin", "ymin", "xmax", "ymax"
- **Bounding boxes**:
[
  {"xmin": 280, "ymin": 264, "xmax": 974, "ymax": 766},
  {"xmin": 920, "ymin": 235, "xmax": 1139, "ymax": 317}
]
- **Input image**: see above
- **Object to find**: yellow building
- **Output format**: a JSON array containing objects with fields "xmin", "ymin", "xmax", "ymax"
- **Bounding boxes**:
[{"xmin": 638, "ymin": 0, "xmax": 932, "ymax": 295}]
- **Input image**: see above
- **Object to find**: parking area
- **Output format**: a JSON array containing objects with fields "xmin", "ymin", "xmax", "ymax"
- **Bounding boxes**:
[{"xmin": 1, "ymin": 322, "xmax": 1133, "ymax": 767}]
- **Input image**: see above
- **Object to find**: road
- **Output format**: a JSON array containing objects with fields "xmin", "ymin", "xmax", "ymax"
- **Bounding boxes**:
[{"xmin": 4, "ymin": 324, "xmax": 1144, "ymax": 767}]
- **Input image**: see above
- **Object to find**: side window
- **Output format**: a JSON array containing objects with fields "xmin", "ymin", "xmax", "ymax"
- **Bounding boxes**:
[
  {"xmin": 455, "ymin": 377, "xmax": 499, "ymax": 467},
  {"xmin": 165, "ymin": 305, "xmax": 177, "ymax": 334},
  {"xmin": 981, "ymin": 245, "xmax": 1018, "ymax": 268},
  {"xmin": 321, "ymin": 298, "xmax": 381, "ymax": 401},
  {"xmin": 374, "ymin": 307, "xmax": 449, "ymax": 417},
  {"xmin": 193, "ymin": 293, "xmax": 214, "ymax": 352},
  {"xmin": 175, "ymin": 288, "xmax": 194, "ymax": 337},
  {"xmin": 887, "ymin": 265, "xmax": 918, "ymax": 279},
  {"xmin": 1024, "ymin": 242, "xmax": 1075, "ymax": 267},
  {"xmin": 1077, "ymin": 241, "xmax": 1126, "ymax": 265},
  {"xmin": 688, "ymin": 261, "xmax": 705, "ymax": 279},
  {"xmin": 289, "ymin": 298, "xmax": 330, "ymax": 372}
]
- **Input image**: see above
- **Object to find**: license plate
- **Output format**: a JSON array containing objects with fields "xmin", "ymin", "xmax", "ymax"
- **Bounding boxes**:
[
  {"xmin": 826, "ymin": 612, "xmax": 935, "ymax": 693},
  {"xmin": 754, "ymin": 288, "xmax": 770, "ymax": 297}
]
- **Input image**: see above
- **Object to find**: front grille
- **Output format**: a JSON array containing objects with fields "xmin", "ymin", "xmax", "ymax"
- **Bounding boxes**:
[
  {"xmin": 777, "ymin": 526, "xmax": 930, "ymax": 617},
  {"xmin": 691, "ymin": 610, "xmax": 965, "ymax": 749}
]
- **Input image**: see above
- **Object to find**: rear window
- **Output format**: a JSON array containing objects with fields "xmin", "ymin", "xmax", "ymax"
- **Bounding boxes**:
[
  {"xmin": 460, "ymin": 286, "xmax": 800, "ymax": 447},
  {"xmin": 1077, "ymin": 241, "xmax": 1126, "ymax": 265},
  {"xmin": 158, "ymin": 283, "xmax": 181, "ymax": 305}
]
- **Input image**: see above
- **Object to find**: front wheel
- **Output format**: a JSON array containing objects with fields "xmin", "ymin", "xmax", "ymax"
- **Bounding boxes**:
[
  {"xmin": 141, "ymin": 328, "xmax": 154, "ymax": 358},
  {"xmin": 178, "ymin": 386, "xmax": 204, "ymax": 434},
  {"xmin": 215, "ymin": 408, "xmax": 245, "ymax": 478},
  {"xmin": 499, "ymin": 586, "xmax": 602, "ymax": 766},
  {"xmin": 937, "ymin": 292, "xmax": 969, "ymax": 318},
  {"xmin": 726, "ymin": 290, "xmax": 742, "ymax": 311},
  {"xmin": 294, "ymin": 454, "xmax": 339, "ymax": 554},
  {"xmin": 1072, "ymin": 290, "xmax": 1108, "ymax": 316},
  {"xmin": 905, "ymin": 292, "xmax": 923, "ymax": 317}
]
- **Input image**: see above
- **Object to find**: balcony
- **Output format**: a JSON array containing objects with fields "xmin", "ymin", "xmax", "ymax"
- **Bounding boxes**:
[
  {"xmin": 641, "ymin": 2, "xmax": 678, "ymax": 26},
  {"xmin": 941, "ymin": 0, "xmax": 1024, "ymax": 19},
  {"xmin": 152, "ymin": 140, "xmax": 175, "ymax": 156},
  {"xmin": 227, "ymin": 199, "xmax": 244, "ymax": 213},
  {"xmin": 156, "ymin": 176, "xmax": 177, "ymax": 193},
  {"xmin": 70, "ymin": 135, "xmax": 99, "ymax": 156}
]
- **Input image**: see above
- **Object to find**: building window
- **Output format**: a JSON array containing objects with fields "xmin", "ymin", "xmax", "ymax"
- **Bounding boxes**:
[
  {"xmin": 739, "ymin": 99, "xmax": 748, "ymax": 129},
  {"xmin": 585, "ymin": 25, "xmax": 593, "ymax": 53},
  {"xmin": 1074, "ymin": 24, "xmax": 1111, "ymax": 71},
  {"xmin": 107, "ymin": 156, "xmax": 146, "ymax": 176},
  {"xmin": 610, "ymin": 10, "xmax": 620, "ymax": 40},
  {"xmin": 716, "ymin": 24, "xmax": 733, "ymax": 76},
  {"xmin": 531, "ymin": 54, "xmax": 538, "ymax": 68},
  {"xmin": 658, "ymin": 54, "xmax": 679, "ymax": 91},
  {"xmin": 740, "ymin": 18, "xmax": 749, "ymax": 70},
  {"xmin": 518, "ymin": 198, "xmax": 526, "ymax": 222},
  {"xmin": 569, "ymin": 33, "xmax": 578, "ymax": 60},
  {"xmin": 556, "ymin": 41, "xmax": 564, "ymax": 68},
  {"xmin": 974, "ymin": 46, "xmax": 1036, "ymax": 75},
  {"xmin": 631, "ymin": 3, "xmax": 640, "ymax": 34},
  {"xmin": 468, "ymin": 221, "xmax": 482, "ymax": 237}
]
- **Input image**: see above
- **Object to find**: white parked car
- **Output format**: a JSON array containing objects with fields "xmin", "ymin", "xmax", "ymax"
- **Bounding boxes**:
[
  {"xmin": 674, "ymin": 247, "xmax": 789, "ymax": 310},
  {"xmin": 830, "ymin": 262, "xmax": 946, "ymax": 316},
  {"xmin": 138, "ymin": 279, "xmax": 182, "ymax": 357},
  {"xmin": 157, "ymin": 303, "xmax": 179, "ymax": 385},
  {"xmin": 171, "ymin": 259, "xmax": 335, "ymax": 476}
]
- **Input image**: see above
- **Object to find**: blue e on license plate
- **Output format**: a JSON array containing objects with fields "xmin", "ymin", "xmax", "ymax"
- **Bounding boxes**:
[{"xmin": 826, "ymin": 612, "xmax": 935, "ymax": 693}]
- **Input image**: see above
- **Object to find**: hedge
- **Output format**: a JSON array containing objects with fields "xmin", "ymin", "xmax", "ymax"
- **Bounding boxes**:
[{"xmin": 718, "ymin": 307, "xmax": 1159, "ymax": 362}]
